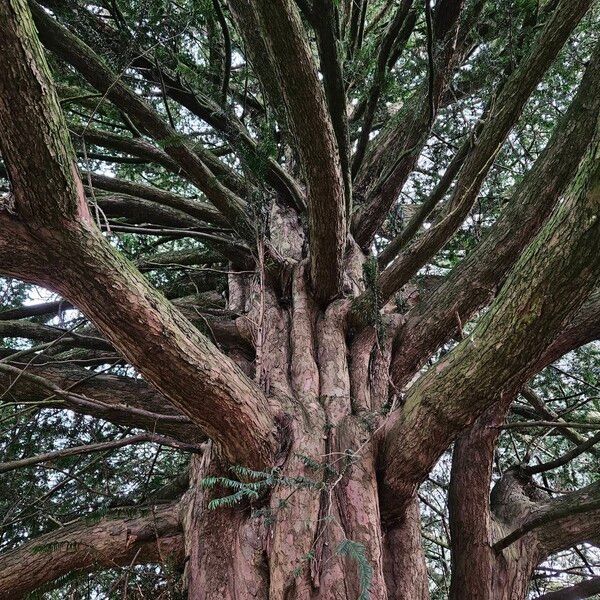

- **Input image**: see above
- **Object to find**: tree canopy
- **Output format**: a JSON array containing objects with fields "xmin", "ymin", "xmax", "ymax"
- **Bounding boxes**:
[{"xmin": 0, "ymin": 0, "xmax": 600, "ymax": 598}]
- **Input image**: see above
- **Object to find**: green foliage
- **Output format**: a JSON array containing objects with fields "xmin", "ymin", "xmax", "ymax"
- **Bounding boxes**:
[
  {"xmin": 201, "ymin": 464, "xmax": 323, "ymax": 510},
  {"xmin": 336, "ymin": 539, "xmax": 373, "ymax": 600}
]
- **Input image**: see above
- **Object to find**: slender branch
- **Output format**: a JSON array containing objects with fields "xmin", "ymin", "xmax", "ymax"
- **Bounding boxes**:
[
  {"xmin": 351, "ymin": 0, "xmax": 466, "ymax": 247},
  {"xmin": 377, "ymin": 0, "xmax": 594, "ymax": 304},
  {"xmin": 520, "ymin": 430, "xmax": 600, "ymax": 475},
  {"xmin": 351, "ymin": 0, "xmax": 414, "ymax": 177},
  {"xmin": 520, "ymin": 385, "xmax": 600, "ymax": 455},
  {"xmin": 313, "ymin": 0, "xmax": 352, "ymax": 211},
  {"xmin": 500, "ymin": 421, "xmax": 600, "ymax": 432},
  {"xmin": 0, "ymin": 433, "xmax": 202, "ymax": 474},
  {"xmin": 212, "ymin": 0, "xmax": 232, "ymax": 104},
  {"xmin": 377, "ymin": 129, "xmax": 474, "ymax": 267}
]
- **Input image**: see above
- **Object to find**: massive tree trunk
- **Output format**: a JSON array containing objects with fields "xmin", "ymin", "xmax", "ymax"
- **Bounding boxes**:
[{"xmin": 2, "ymin": 0, "xmax": 600, "ymax": 598}]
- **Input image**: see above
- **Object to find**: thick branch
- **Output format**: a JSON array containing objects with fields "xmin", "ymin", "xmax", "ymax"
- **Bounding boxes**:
[
  {"xmin": 389, "ymin": 37, "xmax": 600, "ymax": 388},
  {"xmin": 87, "ymin": 173, "xmax": 227, "ymax": 227},
  {"xmin": 379, "ymin": 123, "xmax": 600, "ymax": 521},
  {"xmin": 0, "ymin": 0, "xmax": 280, "ymax": 468},
  {"xmin": 378, "ymin": 0, "xmax": 594, "ymax": 303},
  {"xmin": 535, "ymin": 577, "xmax": 600, "ymax": 600},
  {"xmin": 0, "ymin": 503, "xmax": 183, "ymax": 599},
  {"xmin": 238, "ymin": 0, "xmax": 347, "ymax": 303},
  {"xmin": 494, "ymin": 480, "xmax": 600, "ymax": 555}
]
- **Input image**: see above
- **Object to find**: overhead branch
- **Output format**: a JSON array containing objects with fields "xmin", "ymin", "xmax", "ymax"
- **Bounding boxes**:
[
  {"xmin": 77, "ymin": 0, "xmax": 305, "ymax": 211},
  {"xmin": 0, "ymin": 503, "xmax": 183, "ymax": 599},
  {"xmin": 379, "ymin": 122, "xmax": 600, "ymax": 522},
  {"xmin": 377, "ymin": 125, "xmax": 475, "ymax": 268},
  {"xmin": 28, "ymin": 2, "xmax": 253, "ymax": 238},
  {"xmin": 71, "ymin": 124, "xmax": 249, "ymax": 198},
  {"xmin": 0, "ymin": 0, "xmax": 281, "ymax": 468},
  {"xmin": 389, "ymin": 36, "xmax": 600, "ymax": 388},
  {"xmin": 352, "ymin": 0, "xmax": 466, "ymax": 247},
  {"xmin": 233, "ymin": 0, "xmax": 347, "ymax": 304},
  {"xmin": 0, "ymin": 320, "xmax": 112, "ymax": 352},
  {"xmin": 377, "ymin": 0, "xmax": 595, "ymax": 304}
]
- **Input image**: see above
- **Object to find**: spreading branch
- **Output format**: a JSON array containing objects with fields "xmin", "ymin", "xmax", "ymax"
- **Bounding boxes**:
[
  {"xmin": 389, "ymin": 36, "xmax": 600, "ymax": 388},
  {"xmin": 0, "ymin": 503, "xmax": 183, "ymax": 599},
  {"xmin": 0, "ymin": 0, "xmax": 281, "ymax": 468},
  {"xmin": 379, "ymin": 122, "xmax": 600, "ymax": 520},
  {"xmin": 377, "ymin": 0, "xmax": 595, "ymax": 304}
]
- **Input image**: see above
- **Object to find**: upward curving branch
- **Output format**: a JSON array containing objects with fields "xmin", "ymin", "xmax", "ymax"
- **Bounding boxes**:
[
  {"xmin": 231, "ymin": 0, "xmax": 347, "ymax": 304},
  {"xmin": 379, "ymin": 119, "xmax": 600, "ymax": 520},
  {"xmin": 389, "ymin": 35, "xmax": 600, "ymax": 388},
  {"xmin": 377, "ymin": 0, "xmax": 595, "ymax": 304},
  {"xmin": 0, "ymin": 0, "xmax": 281, "ymax": 469}
]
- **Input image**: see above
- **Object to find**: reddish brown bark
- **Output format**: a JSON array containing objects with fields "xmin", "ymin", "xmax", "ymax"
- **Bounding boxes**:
[{"xmin": 1, "ymin": 0, "xmax": 600, "ymax": 597}]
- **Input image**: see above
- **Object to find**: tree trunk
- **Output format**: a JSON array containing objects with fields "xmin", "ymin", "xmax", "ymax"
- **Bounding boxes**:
[{"xmin": 176, "ymin": 261, "xmax": 429, "ymax": 599}]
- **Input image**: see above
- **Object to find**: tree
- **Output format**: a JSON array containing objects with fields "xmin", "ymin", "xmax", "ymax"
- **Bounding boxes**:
[{"xmin": 0, "ymin": 0, "xmax": 600, "ymax": 597}]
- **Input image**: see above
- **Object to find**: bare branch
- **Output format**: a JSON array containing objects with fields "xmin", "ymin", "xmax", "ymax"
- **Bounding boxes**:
[{"xmin": 0, "ymin": 433, "xmax": 201, "ymax": 474}]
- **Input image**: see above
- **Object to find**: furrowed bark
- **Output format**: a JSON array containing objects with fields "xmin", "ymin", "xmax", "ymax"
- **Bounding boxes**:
[
  {"xmin": 377, "ymin": 0, "xmax": 594, "ymax": 305},
  {"xmin": 389, "ymin": 38, "xmax": 600, "ymax": 388},
  {"xmin": 379, "ymin": 123, "xmax": 600, "ymax": 521},
  {"xmin": 0, "ymin": 503, "xmax": 183, "ymax": 599},
  {"xmin": 0, "ymin": 0, "xmax": 281, "ymax": 469},
  {"xmin": 240, "ymin": 0, "xmax": 347, "ymax": 304},
  {"xmin": 382, "ymin": 497, "xmax": 430, "ymax": 600}
]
